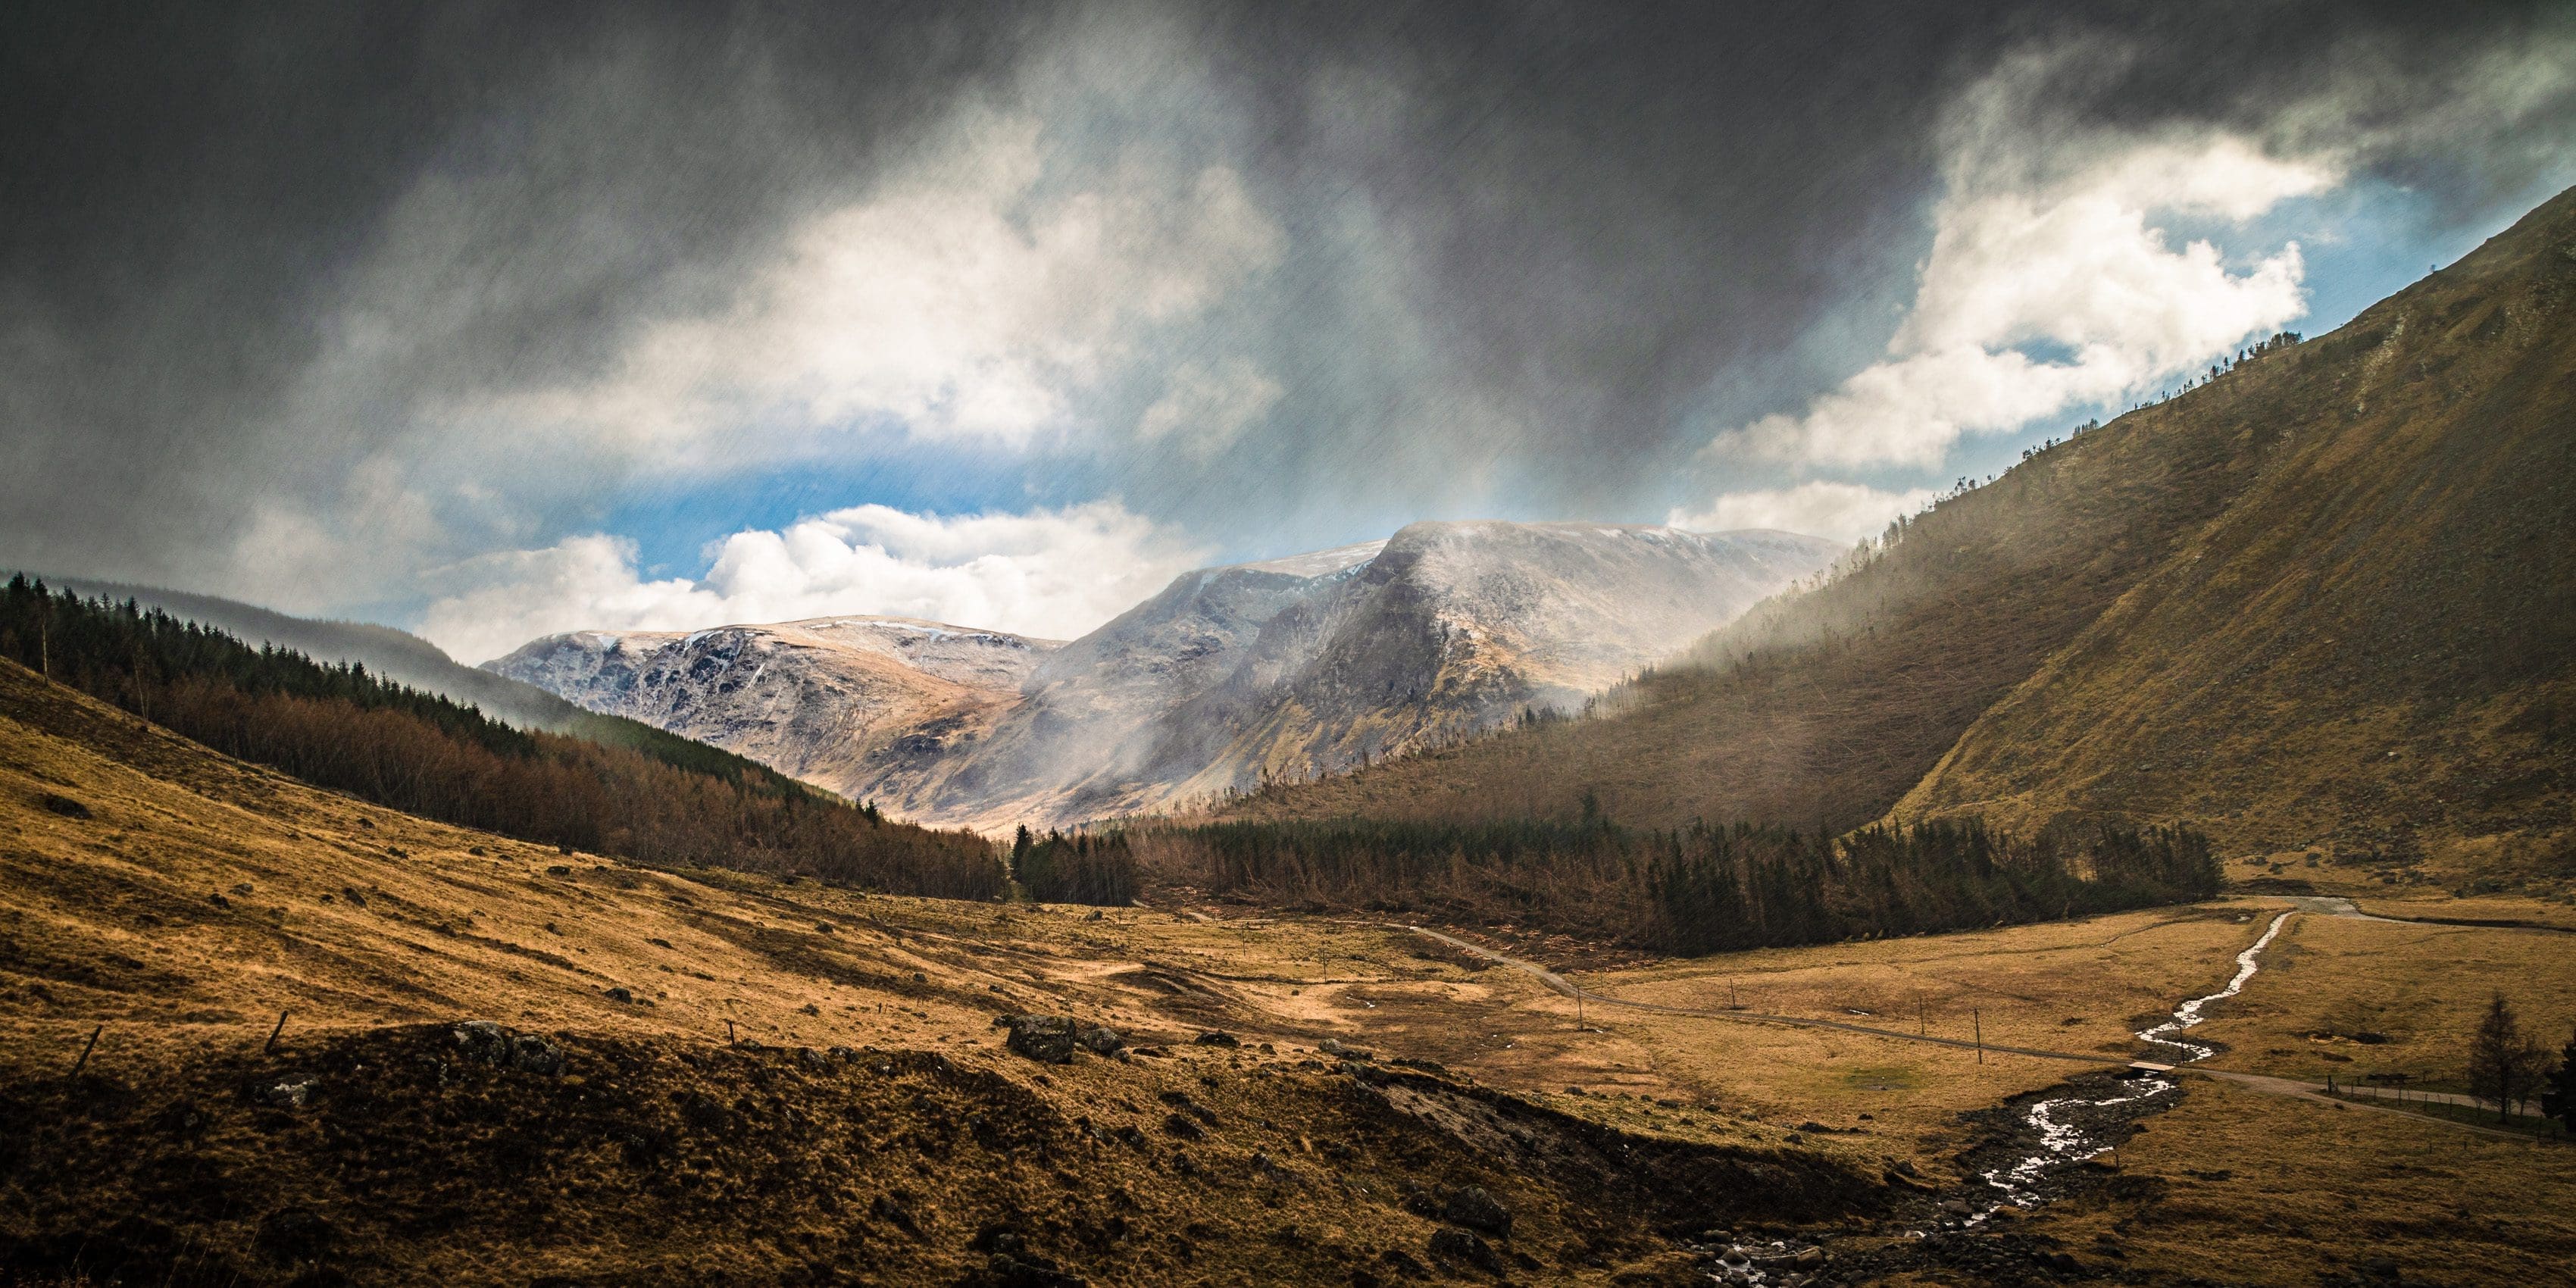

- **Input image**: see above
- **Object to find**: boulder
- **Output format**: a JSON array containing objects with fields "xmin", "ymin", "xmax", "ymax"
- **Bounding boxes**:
[
  {"xmin": 1440, "ymin": 1185, "xmax": 1512, "ymax": 1235},
  {"xmin": 452, "ymin": 1021, "xmax": 567, "ymax": 1075},
  {"xmin": 1075, "ymin": 1025, "xmax": 1124, "ymax": 1055},
  {"xmin": 1319, "ymin": 1038, "xmax": 1373, "ymax": 1061},
  {"xmin": 1003, "ymin": 1015, "xmax": 1080, "ymax": 1064},
  {"xmin": 1193, "ymin": 1030, "xmax": 1240, "ymax": 1048}
]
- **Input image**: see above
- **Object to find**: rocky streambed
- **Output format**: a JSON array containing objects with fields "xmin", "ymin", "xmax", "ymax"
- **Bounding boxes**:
[{"xmin": 1953, "ymin": 910, "xmax": 2293, "ymax": 1220}]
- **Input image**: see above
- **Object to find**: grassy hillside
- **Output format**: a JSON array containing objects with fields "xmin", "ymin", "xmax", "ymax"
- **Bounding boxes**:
[
  {"xmin": 33, "ymin": 576, "xmax": 843, "ymax": 800},
  {"xmin": 1215, "ymin": 186, "xmax": 2576, "ymax": 877},
  {"xmin": 1895, "ymin": 190, "xmax": 2576, "ymax": 870},
  {"xmin": 0, "ymin": 583, "xmax": 1002, "ymax": 896}
]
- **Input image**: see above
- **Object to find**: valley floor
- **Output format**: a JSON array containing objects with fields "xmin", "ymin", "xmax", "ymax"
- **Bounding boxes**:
[{"xmin": 4, "ymin": 672, "xmax": 2571, "ymax": 1285}]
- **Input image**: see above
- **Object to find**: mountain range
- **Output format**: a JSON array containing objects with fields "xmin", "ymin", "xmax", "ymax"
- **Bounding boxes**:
[{"xmin": 486, "ymin": 522, "xmax": 1839, "ymax": 830}]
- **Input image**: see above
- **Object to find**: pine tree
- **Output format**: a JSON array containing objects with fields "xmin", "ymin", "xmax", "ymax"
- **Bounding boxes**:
[{"xmin": 2466, "ymin": 993, "xmax": 2550, "ymax": 1122}]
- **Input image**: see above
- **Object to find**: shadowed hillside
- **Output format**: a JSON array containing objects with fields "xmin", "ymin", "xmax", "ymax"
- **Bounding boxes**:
[{"xmin": 1217, "ymin": 186, "xmax": 2576, "ymax": 875}]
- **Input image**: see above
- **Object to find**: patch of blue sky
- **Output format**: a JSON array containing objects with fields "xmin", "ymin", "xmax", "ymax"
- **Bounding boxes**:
[{"xmin": 596, "ymin": 440, "xmax": 1094, "ymax": 580}]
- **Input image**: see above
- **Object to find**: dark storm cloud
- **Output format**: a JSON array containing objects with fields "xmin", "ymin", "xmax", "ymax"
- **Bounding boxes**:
[
  {"xmin": 1141, "ymin": 0, "xmax": 2576, "ymax": 536},
  {"xmin": 2, "ymin": 1, "xmax": 2569, "ymax": 620},
  {"xmin": 2, "ymin": 0, "xmax": 1046, "ymax": 594}
]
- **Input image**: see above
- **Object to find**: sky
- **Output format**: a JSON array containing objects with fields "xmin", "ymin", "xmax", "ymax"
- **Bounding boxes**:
[{"xmin": 5, "ymin": 2, "xmax": 2572, "ymax": 664}]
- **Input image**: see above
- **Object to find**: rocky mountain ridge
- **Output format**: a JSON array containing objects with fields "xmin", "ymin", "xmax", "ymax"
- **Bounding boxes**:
[
  {"xmin": 486, "ymin": 617, "xmax": 1059, "ymax": 805},
  {"xmin": 487, "ymin": 522, "xmax": 1840, "ymax": 830}
]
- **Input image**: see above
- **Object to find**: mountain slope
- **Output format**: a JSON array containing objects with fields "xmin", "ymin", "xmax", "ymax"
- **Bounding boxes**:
[
  {"xmin": 486, "ymin": 617, "xmax": 1058, "ymax": 806},
  {"xmin": 25, "ymin": 577, "xmax": 820, "ymax": 791},
  {"xmin": 1, "ymin": 582, "xmax": 1002, "ymax": 894},
  {"xmin": 1220, "ymin": 382, "xmax": 2289, "ymax": 831},
  {"xmin": 1224, "ymin": 188, "xmax": 2576, "ymax": 871},
  {"xmin": 1894, "ymin": 187, "xmax": 2576, "ymax": 862},
  {"xmin": 896, "ymin": 523, "xmax": 1837, "ymax": 828}
]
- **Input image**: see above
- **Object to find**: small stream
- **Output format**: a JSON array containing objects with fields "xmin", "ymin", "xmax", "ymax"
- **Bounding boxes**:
[{"xmin": 1963, "ymin": 910, "xmax": 2296, "ymax": 1216}]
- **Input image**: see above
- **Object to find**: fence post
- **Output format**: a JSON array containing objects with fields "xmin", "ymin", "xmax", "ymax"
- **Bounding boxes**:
[
  {"xmin": 69, "ymin": 1024, "xmax": 103, "ymax": 1078},
  {"xmin": 1974, "ymin": 1010, "xmax": 1984, "ymax": 1064},
  {"xmin": 264, "ymin": 1011, "xmax": 289, "ymax": 1055}
]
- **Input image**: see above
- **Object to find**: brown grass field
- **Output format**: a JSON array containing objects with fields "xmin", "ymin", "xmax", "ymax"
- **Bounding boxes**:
[{"xmin": 5, "ymin": 663, "xmax": 2574, "ymax": 1284}]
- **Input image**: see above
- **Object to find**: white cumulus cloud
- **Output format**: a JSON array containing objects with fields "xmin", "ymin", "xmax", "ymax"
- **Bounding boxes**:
[
  {"xmin": 419, "ymin": 501, "xmax": 1208, "ymax": 664},
  {"xmin": 1669, "ymin": 480, "xmax": 1938, "ymax": 545},
  {"xmin": 1706, "ymin": 52, "xmax": 2334, "ymax": 470},
  {"xmin": 482, "ymin": 111, "xmax": 1284, "ymax": 461}
]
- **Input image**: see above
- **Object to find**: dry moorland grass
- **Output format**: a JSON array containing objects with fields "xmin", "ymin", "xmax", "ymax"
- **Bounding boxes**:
[
  {"xmin": 8, "ymin": 668, "xmax": 2574, "ymax": 1284},
  {"xmin": 2017, "ymin": 1075, "xmax": 2576, "ymax": 1286},
  {"xmin": 2189, "ymin": 912, "xmax": 2576, "ymax": 1093},
  {"xmin": 1379, "ymin": 906, "xmax": 2576, "ymax": 1285}
]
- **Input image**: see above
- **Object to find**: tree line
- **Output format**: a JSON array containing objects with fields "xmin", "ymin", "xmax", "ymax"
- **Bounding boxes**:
[
  {"xmin": 2, "ymin": 577, "xmax": 1002, "ymax": 899},
  {"xmin": 1008, "ymin": 827, "xmax": 1140, "ymax": 906},
  {"xmin": 1131, "ymin": 813, "xmax": 2222, "ymax": 955}
]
